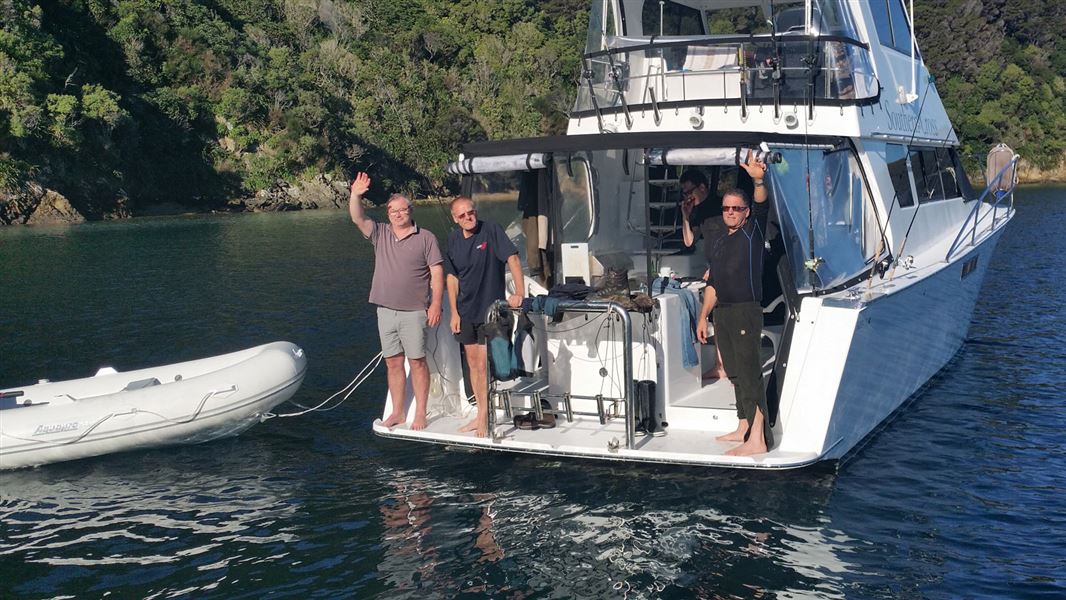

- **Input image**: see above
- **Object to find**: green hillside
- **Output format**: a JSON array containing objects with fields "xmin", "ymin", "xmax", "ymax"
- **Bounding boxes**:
[{"xmin": 1, "ymin": 0, "xmax": 1062, "ymax": 220}]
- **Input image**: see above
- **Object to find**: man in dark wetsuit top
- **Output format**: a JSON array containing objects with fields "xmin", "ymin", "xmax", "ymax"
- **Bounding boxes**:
[
  {"xmin": 695, "ymin": 155, "xmax": 773, "ymax": 456},
  {"xmin": 445, "ymin": 196, "xmax": 525, "ymax": 438}
]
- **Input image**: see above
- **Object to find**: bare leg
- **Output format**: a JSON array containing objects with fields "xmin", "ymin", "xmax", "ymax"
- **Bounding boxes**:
[
  {"xmin": 716, "ymin": 418, "xmax": 749, "ymax": 442},
  {"xmin": 726, "ymin": 407, "xmax": 769, "ymax": 456},
  {"xmin": 382, "ymin": 353, "xmax": 408, "ymax": 427},
  {"xmin": 408, "ymin": 357, "xmax": 430, "ymax": 430},
  {"xmin": 712, "ymin": 345, "xmax": 729, "ymax": 379},
  {"xmin": 458, "ymin": 343, "xmax": 489, "ymax": 438}
]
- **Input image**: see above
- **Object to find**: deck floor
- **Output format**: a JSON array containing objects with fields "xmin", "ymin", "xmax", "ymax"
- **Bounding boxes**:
[{"xmin": 374, "ymin": 413, "xmax": 819, "ymax": 469}]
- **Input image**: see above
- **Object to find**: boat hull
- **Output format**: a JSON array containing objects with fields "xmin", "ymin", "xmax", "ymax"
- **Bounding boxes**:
[
  {"xmin": 0, "ymin": 342, "xmax": 307, "ymax": 470},
  {"xmin": 777, "ymin": 226, "xmax": 1006, "ymax": 461}
]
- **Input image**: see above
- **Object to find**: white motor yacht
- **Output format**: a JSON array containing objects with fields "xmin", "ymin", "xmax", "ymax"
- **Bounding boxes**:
[{"xmin": 373, "ymin": 0, "xmax": 1018, "ymax": 469}]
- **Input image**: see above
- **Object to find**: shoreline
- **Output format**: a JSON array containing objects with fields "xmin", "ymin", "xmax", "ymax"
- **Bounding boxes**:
[{"xmin": 1, "ymin": 183, "xmax": 1062, "ymax": 227}]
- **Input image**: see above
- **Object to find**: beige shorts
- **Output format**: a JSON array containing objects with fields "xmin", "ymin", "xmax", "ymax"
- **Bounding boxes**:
[{"xmin": 376, "ymin": 307, "xmax": 427, "ymax": 359}]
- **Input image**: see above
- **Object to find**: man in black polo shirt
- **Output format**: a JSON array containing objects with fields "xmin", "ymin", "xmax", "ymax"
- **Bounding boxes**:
[
  {"xmin": 695, "ymin": 156, "xmax": 773, "ymax": 456},
  {"xmin": 445, "ymin": 197, "xmax": 525, "ymax": 438}
]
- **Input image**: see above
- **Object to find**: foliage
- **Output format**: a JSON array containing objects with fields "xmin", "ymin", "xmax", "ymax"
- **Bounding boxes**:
[
  {"xmin": 914, "ymin": 0, "xmax": 1066, "ymax": 170},
  {"xmin": 0, "ymin": 0, "xmax": 1062, "ymax": 216}
]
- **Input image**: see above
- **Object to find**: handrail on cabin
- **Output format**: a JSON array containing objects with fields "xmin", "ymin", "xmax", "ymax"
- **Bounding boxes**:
[
  {"xmin": 945, "ymin": 154, "xmax": 1020, "ymax": 262},
  {"xmin": 575, "ymin": 35, "xmax": 880, "ymax": 117}
]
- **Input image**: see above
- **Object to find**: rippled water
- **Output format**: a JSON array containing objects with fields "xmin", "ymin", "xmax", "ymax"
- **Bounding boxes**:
[{"xmin": 1, "ymin": 188, "xmax": 1063, "ymax": 598}]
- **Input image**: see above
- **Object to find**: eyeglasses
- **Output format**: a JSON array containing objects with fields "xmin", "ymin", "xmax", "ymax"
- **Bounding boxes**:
[
  {"xmin": 388, "ymin": 207, "xmax": 411, "ymax": 215},
  {"xmin": 722, "ymin": 205, "xmax": 749, "ymax": 213},
  {"xmin": 454, "ymin": 209, "xmax": 476, "ymax": 219},
  {"xmin": 680, "ymin": 186, "xmax": 698, "ymax": 199}
]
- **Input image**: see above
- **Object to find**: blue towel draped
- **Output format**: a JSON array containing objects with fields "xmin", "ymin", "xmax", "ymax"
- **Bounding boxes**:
[{"xmin": 653, "ymin": 277, "xmax": 700, "ymax": 368}]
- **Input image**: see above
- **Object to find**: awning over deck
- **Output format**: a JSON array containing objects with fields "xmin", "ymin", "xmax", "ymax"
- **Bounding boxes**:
[{"xmin": 458, "ymin": 131, "xmax": 843, "ymax": 157}]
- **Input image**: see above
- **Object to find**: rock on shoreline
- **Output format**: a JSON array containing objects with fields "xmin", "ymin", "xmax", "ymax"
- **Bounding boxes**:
[
  {"xmin": 229, "ymin": 174, "xmax": 350, "ymax": 212},
  {"xmin": 0, "ymin": 184, "xmax": 86, "ymax": 225}
]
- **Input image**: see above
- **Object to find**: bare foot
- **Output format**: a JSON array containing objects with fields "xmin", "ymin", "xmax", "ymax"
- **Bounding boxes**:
[
  {"xmin": 411, "ymin": 415, "xmax": 428, "ymax": 431},
  {"xmin": 476, "ymin": 425, "xmax": 489, "ymax": 438},
  {"xmin": 725, "ymin": 438, "xmax": 768, "ymax": 456},
  {"xmin": 458, "ymin": 419, "xmax": 480, "ymax": 433},
  {"xmin": 716, "ymin": 422, "xmax": 749, "ymax": 442},
  {"xmin": 382, "ymin": 413, "xmax": 406, "ymax": 428}
]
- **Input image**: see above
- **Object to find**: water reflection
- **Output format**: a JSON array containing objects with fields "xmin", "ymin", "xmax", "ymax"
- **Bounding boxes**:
[{"xmin": 370, "ymin": 459, "xmax": 858, "ymax": 599}]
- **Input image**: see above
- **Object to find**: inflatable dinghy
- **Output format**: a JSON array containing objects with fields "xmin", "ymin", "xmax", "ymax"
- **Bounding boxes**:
[{"xmin": 0, "ymin": 341, "xmax": 306, "ymax": 470}]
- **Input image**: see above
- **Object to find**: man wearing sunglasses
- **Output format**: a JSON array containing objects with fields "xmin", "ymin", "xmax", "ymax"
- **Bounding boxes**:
[
  {"xmin": 695, "ymin": 154, "xmax": 774, "ymax": 456},
  {"xmin": 680, "ymin": 160, "xmax": 770, "ymax": 382},
  {"xmin": 445, "ymin": 197, "xmax": 525, "ymax": 438},
  {"xmin": 349, "ymin": 171, "xmax": 444, "ymax": 432}
]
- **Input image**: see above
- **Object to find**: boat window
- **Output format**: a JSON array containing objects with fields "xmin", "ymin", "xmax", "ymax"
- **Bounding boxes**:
[
  {"xmin": 641, "ymin": 0, "xmax": 704, "ymax": 37},
  {"xmin": 936, "ymin": 147, "xmax": 963, "ymax": 200},
  {"xmin": 869, "ymin": 0, "xmax": 914, "ymax": 55},
  {"xmin": 911, "ymin": 147, "xmax": 946, "ymax": 203},
  {"xmin": 811, "ymin": 0, "xmax": 859, "ymax": 37},
  {"xmin": 705, "ymin": 6, "xmax": 768, "ymax": 35},
  {"xmin": 886, "ymin": 144, "xmax": 915, "ymax": 208},
  {"xmin": 555, "ymin": 155, "xmax": 594, "ymax": 243},
  {"xmin": 768, "ymin": 146, "xmax": 882, "ymax": 291},
  {"xmin": 950, "ymin": 148, "xmax": 977, "ymax": 200},
  {"xmin": 585, "ymin": 0, "xmax": 620, "ymax": 53},
  {"xmin": 468, "ymin": 172, "xmax": 528, "ymax": 262},
  {"xmin": 869, "ymin": 0, "xmax": 895, "ymax": 49}
]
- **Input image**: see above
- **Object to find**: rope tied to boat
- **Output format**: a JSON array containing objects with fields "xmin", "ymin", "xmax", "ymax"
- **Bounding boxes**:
[{"xmin": 263, "ymin": 351, "xmax": 384, "ymax": 419}]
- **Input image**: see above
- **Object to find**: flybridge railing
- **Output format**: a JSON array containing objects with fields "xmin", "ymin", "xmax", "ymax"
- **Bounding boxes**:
[
  {"xmin": 574, "ymin": 35, "xmax": 879, "ymax": 125},
  {"xmin": 945, "ymin": 153, "xmax": 1020, "ymax": 262}
]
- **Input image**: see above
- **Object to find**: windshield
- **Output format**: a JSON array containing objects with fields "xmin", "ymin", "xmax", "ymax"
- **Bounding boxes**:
[{"xmin": 768, "ymin": 147, "xmax": 882, "ymax": 291}]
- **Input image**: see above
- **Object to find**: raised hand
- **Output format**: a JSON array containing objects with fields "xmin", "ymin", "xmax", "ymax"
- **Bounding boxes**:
[
  {"xmin": 350, "ymin": 171, "xmax": 371, "ymax": 198},
  {"xmin": 739, "ymin": 150, "xmax": 767, "ymax": 180}
]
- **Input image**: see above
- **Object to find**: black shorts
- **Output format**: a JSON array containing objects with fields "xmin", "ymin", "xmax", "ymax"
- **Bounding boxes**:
[{"xmin": 455, "ymin": 320, "xmax": 489, "ymax": 345}]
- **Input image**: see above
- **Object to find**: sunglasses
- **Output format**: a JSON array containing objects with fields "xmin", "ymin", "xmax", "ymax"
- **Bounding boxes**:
[{"xmin": 722, "ymin": 205, "xmax": 749, "ymax": 213}]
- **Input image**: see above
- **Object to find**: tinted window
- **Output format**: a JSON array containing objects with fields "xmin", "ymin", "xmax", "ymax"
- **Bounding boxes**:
[
  {"xmin": 936, "ymin": 147, "xmax": 962, "ymax": 199},
  {"xmin": 869, "ymin": 0, "xmax": 895, "ymax": 49},
  {"xmin": 886, "ymin": 144, "xmax": 914, "ymax": 207},
  {"xmin": 641, "ymin": 0, "xmax": 705, "ymax": 36},
  {"xmin": 911, "ymin": 148, "xmax": 945, "ymax": 203},
  {"xmin": 951, "ymin": 148, "xmax": 977, "ymax": 200},
  {"xmin": 870, "ymin": 0, "xmax": 912, "ymax": 54},
  {"xmin": 888, "ymin": 0, "xmax": 912, "ymax": 54}
]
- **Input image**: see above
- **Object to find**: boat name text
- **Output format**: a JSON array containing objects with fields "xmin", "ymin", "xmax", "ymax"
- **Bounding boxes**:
[
  {"xmin": 885, "ymin": 109, "xmax": 941, "ymax": 137},
  {"xmin": 33, "ymin": 422, "xmax": 79, "ymax": 435}
]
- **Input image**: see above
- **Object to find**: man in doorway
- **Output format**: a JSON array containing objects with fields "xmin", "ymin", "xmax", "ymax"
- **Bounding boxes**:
[
  {"xmin": 445, "ymin": 197, "xmax": 525, "ymax": 438},
  {"xmin": 349, "ymin": 172, "xmax": 444, "ymax": 431},
  {"xmin": 695, "ymin": 155, "xmax": 773, "ymax": 456},
  {"xmin": 681, "ymin": 162, "xmax": 768, "ymax": 381}
]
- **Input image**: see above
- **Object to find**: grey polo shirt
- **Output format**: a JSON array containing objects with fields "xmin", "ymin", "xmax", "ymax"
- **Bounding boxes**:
[{"xmin": 367, "ymin": 221, "xmax": 443, "ymax": 311}]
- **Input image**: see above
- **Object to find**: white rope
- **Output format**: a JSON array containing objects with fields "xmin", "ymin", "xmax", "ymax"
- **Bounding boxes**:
[{"xmin": 265, "ymin": 351, "xmax": 384, "ymax": 419}]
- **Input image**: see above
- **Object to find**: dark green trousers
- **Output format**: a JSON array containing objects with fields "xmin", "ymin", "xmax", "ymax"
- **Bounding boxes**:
[{"xmin": 715, "ymin": 302, "xmax": 773, "ymax": 447}]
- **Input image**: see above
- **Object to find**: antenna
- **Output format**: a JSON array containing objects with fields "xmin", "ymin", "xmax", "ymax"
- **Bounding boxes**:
[{"xmin": 900, "ymin": 0, "xmax": 919, "ymax": 103}]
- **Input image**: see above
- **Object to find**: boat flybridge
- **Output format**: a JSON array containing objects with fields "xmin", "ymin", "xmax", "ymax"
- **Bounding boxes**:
[{"xmin": 372, "ymin": 0, "xmax": 1019, "ymax": 468}]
